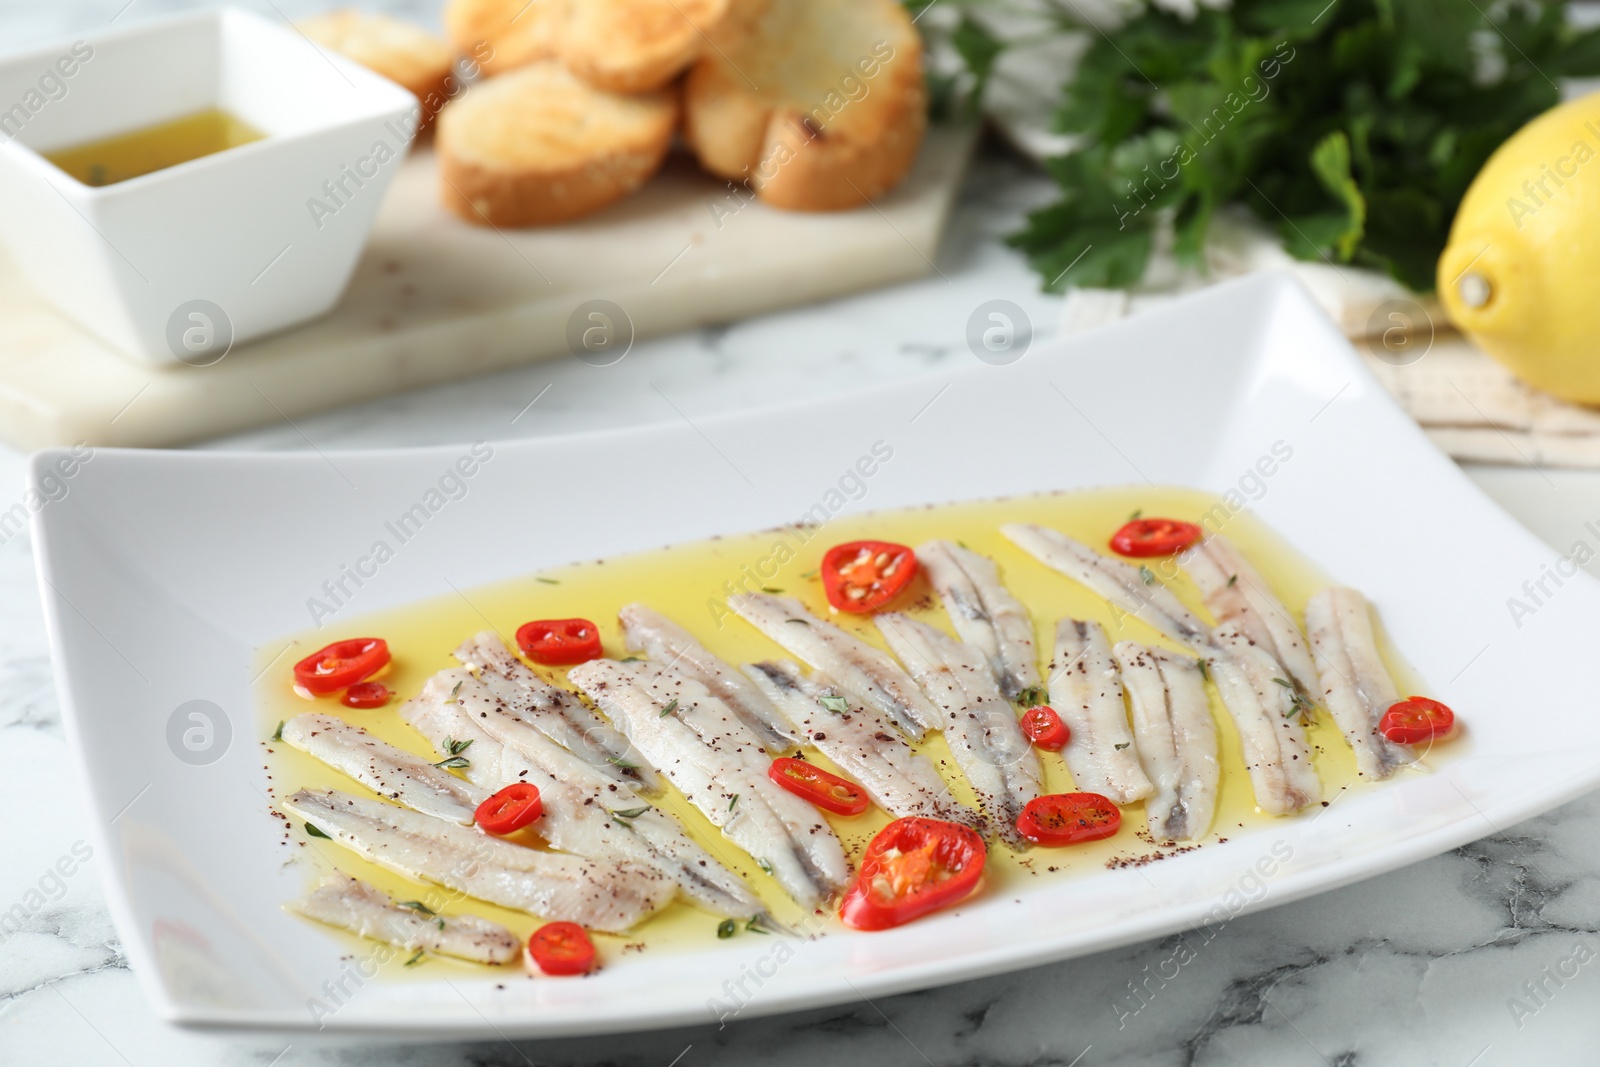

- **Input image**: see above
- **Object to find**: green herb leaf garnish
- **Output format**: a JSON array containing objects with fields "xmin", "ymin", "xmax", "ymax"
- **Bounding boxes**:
[
  {"xmin": 717, "ymin": 918, "xmax": 736, "ymax": 939},
  {"xmin": 659, "ymin": 698, "xmax": 679, "ymax": 717},
  {"xmin": 403, "ymin": 949, "xmax": 425, "ymax": 967},
  {"xmin": 819, "ymin": 695, "xmax": 849, "ymax": 714},
  {"xmin": 947, "ymin": 0, "xmax": 1600, "ymax": 293},
  {"xmin": 1138, "ymin": 566, "xmax": 1156, "ymax": 585},
  {"xmin": 434, "ymin": 755, "xmax": 471, "ymax": 769},
  {"xmin": 305, "ymin": 822, "xmax": 330, "ymax": 839},
  {"xmin": 610, "ymin": 806, "xmax": 651, "ymax": 822},
  {"xmin": 728, "ymin": 794, "xmax": 739, "ymax": 812},
  {"xmin": 536, "ymin": 577, "xmax": 560, "ymax": 585},
  {"xmin": 271, "ymin": 721, "xmax": 284, "ymax": 742},
  {"xmin": 398, "ymin": 900, "xmax": 435, "ymax": 915}
]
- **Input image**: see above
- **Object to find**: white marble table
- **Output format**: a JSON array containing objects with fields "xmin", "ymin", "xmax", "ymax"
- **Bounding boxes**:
[{"xmin": 7, "ymin": 3, "xmax": 1600, "ymax": 1065}]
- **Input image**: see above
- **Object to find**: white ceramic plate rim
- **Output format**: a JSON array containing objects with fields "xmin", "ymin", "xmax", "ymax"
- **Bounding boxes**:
[{"xmin": 31, "ymin": 272, "xmax": 1600, "ymax": 1038}]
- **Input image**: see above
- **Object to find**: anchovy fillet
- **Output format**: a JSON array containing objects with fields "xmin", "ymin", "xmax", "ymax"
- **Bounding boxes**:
[
  {"xmin": 568, "ymin": 658, "xmax": 850, "ymax": 908},
  {"xmin": 619, "ymin": 603, "xmax": 801, "ymax": 753},
  {"xmin": 453, "ymin": 632, "xmax": 660, "ymax": 792},
  {"xmin": 742, "ymin": 659, "xmax": 981, "ymax": 829},
  {"xmin": 917, "ymin": 540, "xmax": 1040, "ymax": 700},
  {"xmin": 1001, "ymin": 523, "xmax": 1209, "ymax": 647},
  {"xmin": 1113, "ymin": 642, "xmax": 1219, "ymax": 841},
  {"xmin": 875, "ymin": 614, "xmax": 1043, "ymax": 848},
  {"xmin": 287, "ymin": 873, "xmax": 520, "ymax": 965},
  {"xmin": 1205, "ymin": 624, "xmax": 1322, "ymax": 814},
  {"xmin": 1304, "ymin": 587, "xmax": 1415, "ymax": 779},
  {"xmin": 279, "ymin": 713, "xmax": 489, "ymax": 825},
  {"xmin": 1182, "ymin": 535, "xmax": 1318, "ymax": 693},
  {"xmin": 402, "ymin": 669, "xmax": 763, "ymax": 919},
  {"xmin": 727, "ymin": 593, "xmax": 940, "ymax": 741},
  {"xmin": 1047, "ymin": 618, "xmax": 1153, "ymax": 804},
  {"xmin": 281, "ymin": 788, "xmax": 675, "ymax": 933}
]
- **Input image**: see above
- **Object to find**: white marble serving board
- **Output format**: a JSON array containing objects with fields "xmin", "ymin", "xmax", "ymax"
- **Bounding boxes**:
[{"xmin": 0, "ymin": 125, "xmax": 976, "ymax": 451}]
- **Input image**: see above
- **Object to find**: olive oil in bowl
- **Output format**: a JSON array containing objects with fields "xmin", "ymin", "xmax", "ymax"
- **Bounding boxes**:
[{"xmin": 44, "ymin": 108, "xmax": 265, "ymax": 187}]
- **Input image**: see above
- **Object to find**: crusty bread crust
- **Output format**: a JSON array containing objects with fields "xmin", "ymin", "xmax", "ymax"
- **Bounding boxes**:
[
  {"xmin": 298, "ymin": 10, "xmax": 456, "ymax": 131},
  {"xmin": 561, "ymin": 0, "xmax": 741, "ymax": 94},
  {"xmin": 684, "ymin": 0, "xmax": 926, "ymax": 211},
  {"xmin": 443, "ymin": 0, "xmax": 567, "ymax": 77},
  {"xmin": 446, "ymin": 0, "xmax": 762, "ymax": 93},
  {"xmin": 436, "ymin": 62, "xmax": 678, "ymax": 227}
]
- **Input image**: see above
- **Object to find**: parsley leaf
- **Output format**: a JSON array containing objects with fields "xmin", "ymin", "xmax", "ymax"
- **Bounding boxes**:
[{"xmin": 941, "ymin": 0, "xmax": 1600, "ymax": 293}]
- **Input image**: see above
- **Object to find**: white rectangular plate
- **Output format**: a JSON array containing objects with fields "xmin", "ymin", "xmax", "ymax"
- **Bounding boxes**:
[{"xmin": 32, "ymin": 273, "xmax": 1600, "ymax": 1037}]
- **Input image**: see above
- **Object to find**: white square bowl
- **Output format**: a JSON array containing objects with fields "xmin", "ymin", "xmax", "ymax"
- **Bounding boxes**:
[
  {"xmin": 0, "ymin": 8, "xmax": 418, "ymax": 365},
  {"xmin": 29, "ymin": 274, "xmax": 1600, "ymax": 1037}
]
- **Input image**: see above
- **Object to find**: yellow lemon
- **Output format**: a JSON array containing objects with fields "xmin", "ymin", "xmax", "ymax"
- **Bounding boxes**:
[{"xmin": 1438, "ymin": 90, "xmax": 1600, "ymax": 404}]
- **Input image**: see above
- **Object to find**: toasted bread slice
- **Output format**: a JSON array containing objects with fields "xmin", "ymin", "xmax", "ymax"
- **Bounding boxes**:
[
  {"xmin": 684, "ymin": 0, "xmax": 925, "ymax": 211},
  {"xmin": 561, "ymin": 0, "xmax": 754, "ymax": 93},
  {"xmin": 437, "ymin": 62, "xmax": 678, "ymax": 227},
  {"xmin": 299, "ymin": 10, "xmax": 457, "ymax": 131},
  {"xmin": 442, "ymin": 0, "xmax": 567, "ymax": 77}
]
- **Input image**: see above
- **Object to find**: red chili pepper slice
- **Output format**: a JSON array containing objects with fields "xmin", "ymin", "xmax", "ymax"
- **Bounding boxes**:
[
  {"xmin": 838, "ymin": 817, "xmax": 986, "ymax": 931},
  {"xmin": 516, "ymin": 618, "xmax": 602, "ymax": 666},
  {"xmin": 340, "ymin": 681, "xmax": 391, "ymax": 709},
  {"xmin": 526, "ymin": 921, "xmax": 595, "ymax": 976},
  {"xmin": 821, "ymin": 540, "xmax": 918, "ymax": 614},
  {"xmin": 1020, "ymin": 705, "xmax": 1070, "ymax": 751},
  {"xmin": 768, "ymin": 757, "xmax": 870, "ymax": 816},
  {"xmin": 1110, "ymin": 518, "xmax": 1202, "ymax": 558},
  {"xmin": 1016, "ymin": 792, "xmax": 1121, "ymax": 846},
  {"xmin": 293, "ymin": 638, "xmax": 390, "ymax": 695},
  {"xmin": 1379, "ymin": 696, "xmax": 1455, "ymax": 744},
  {"xmin": 475, "ymin": 783, "xmax": 544, "ymax": 835}
]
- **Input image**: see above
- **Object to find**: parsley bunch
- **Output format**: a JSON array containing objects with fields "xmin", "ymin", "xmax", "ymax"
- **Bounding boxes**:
[{"xmin": 946, "ymin": 0, "xmax": 1600, "ymax": 292}]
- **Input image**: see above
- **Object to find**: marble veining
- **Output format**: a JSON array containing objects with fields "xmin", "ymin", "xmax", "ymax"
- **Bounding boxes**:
[{"xmin": 5, "ymin": 2, "xmax": 1600, "ymax": 1065}]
